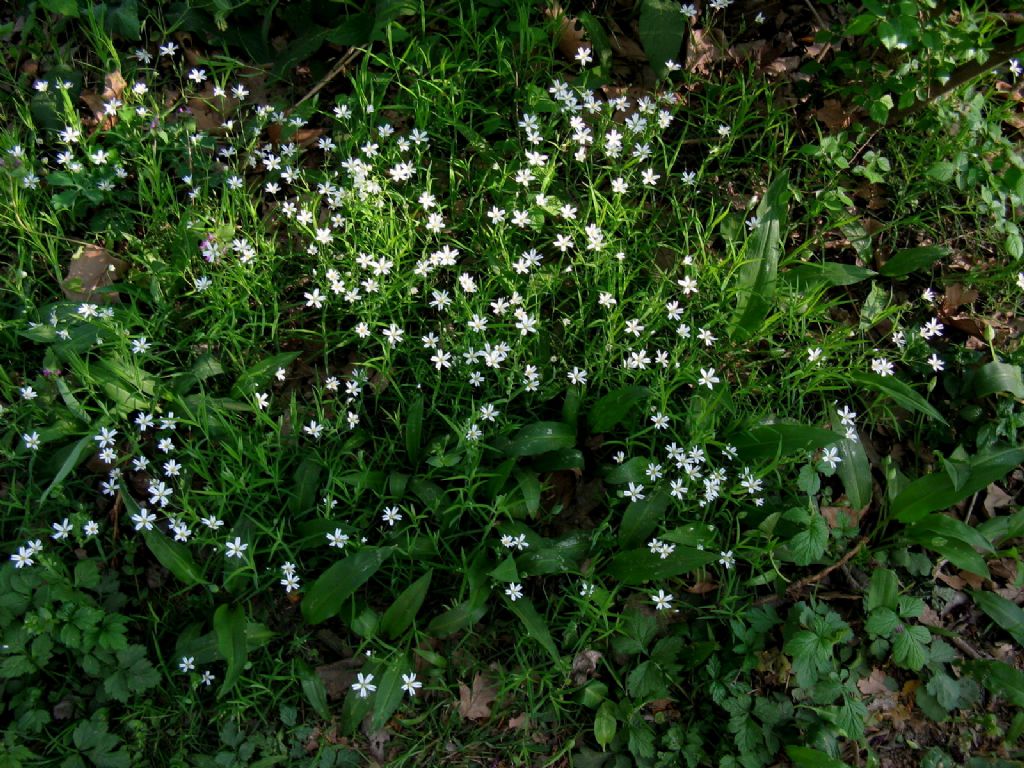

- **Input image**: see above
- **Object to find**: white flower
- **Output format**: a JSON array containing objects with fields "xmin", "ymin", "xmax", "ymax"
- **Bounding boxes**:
[
  {"xmin": 927, "ymin": 354, "xmax": 944, "ymax": 372},
  {"xmin": 505, "ymin": 582, "xmax": 524, "ymax": 601},
  {"xmin": 652, "ymin": 589, "xmax": 673, "ymax": 610},
  {"xmin": 567, "ymin": 367, "xmax": 588, "ymax": 385},
  {"xmin": 10, "ymin": 547, "xmax": 34, "ymax": 569},
  {"xmin": 326, "ymin": 529, "xmax": 349, "ymax": 549},
  {"xmin": 401, "ymin": 672, "xmax": 423, "ymax": 696},
  {"xmin": 304, "ymin": 421, "xmax": 324, "ymax": 439},
  {"xmin": 179, "ymin": 656, "xmax": 195, "ymax": 673},
  {"xmin": 623, "ymin": 482, "xmax": 646, "ymax": 502},
  {"xmin": 225, "ymin": 537, "xmax": 248, "ymax": 559},
  {"xmin": 131, "ymin": 507, "xmax": 156, "ymax": 531},
  {"xmin": 51, "ymin": 519, "xmax": 73, "ymax": 540},
  {"xmin": 820, "ymin": 446, "xmax": 842, "ymax": 470},
  {"xmin": 200, "ymin": 670, "xmax": 215, "ymax": 686},
  {"xmin": 574, "ymin": 46, "xmax": 593, "ymax": 67},
  {"xmin": 718, "ymin": 550, "xmax": 735, "ymax": 569},
  {"xmin": 697, "ymin": 367, "xmax": 720, "ymax": 390},
  {"xmin": 871, "ymin": 357, "xmax": 894, "ymax": 377},
  {"xmin": 23, "ymin": 432, "xmax": 41, "ymax": 450},
  {"xmin": 280, "ymin": 572, "xmax": 301, "ymax": 592},
  {"xmin": 352, "ymin": 672, "xmax": 377, "ymax": 698},
  {"xmin": 381, "ymin": 506, "xmax": 403, "ymax": 526}
]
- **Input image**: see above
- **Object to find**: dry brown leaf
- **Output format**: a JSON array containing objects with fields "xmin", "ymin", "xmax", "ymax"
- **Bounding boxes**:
[
  {"xmin": 507, "ymin": 712, "xmax": 529, "ymax": 730},
  {"xmin": 63, "ymin": 245, "xmax": 126, "ymax": 303},
  {"xmin": 457, "ymin": 673, "xmax": 498, "ymax": 720},
  {"xmin": 687, "ymin": 28, "xmax": 728, "ymax": 75},
  {"xmin": 958, "ymin": 571, "xmax": 985, "ymax": 590},
  {"xmin": 80, "ymin": 72, "xmax": 127, "ymax": 131},
  {"xmin": 571, "ymin": 650, "xmax": 602, "ymax": 686},
  {"xmin": 315, "ymin": 659, "xmax": 361, "ymax": 700},
  {"xmin": 686, "ymin": 580, "xmax": 718, "ymax": 594},
  {"xmin": 983, "ymin": 483, "xmax": 1015, "ymax": 516},
  {"xmin": 857, "ymin": 668, "xmax": 890, "ymax": 696},
  {"xmin": 815, "ymin": 99, "xmax": 856, "ymax": 131},
  {"xmin": 936, "ymin": 570, "xmax": 967, "ymax": 590}
]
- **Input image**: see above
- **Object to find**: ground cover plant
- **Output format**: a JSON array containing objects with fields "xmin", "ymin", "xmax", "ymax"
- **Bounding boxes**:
[{"xmin": 1, "ymin": 0, "xmax": 1024, "ymax": 766}]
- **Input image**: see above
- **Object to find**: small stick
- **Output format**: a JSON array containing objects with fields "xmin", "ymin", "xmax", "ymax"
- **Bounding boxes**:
[
  {"xmin": 785, "ymin": 536, "xmax": 869, "ymax": 598},
  {"xmin": 296, "ymin": 48, "xmax": 362, "ymax": 108}
]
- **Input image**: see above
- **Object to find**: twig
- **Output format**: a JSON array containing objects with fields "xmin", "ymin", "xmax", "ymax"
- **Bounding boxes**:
[
  {"xmin": 785, "ymin": 536, "xmax": 869, "ymax": 598},
  {"xmin": 950, "ymin": 634, "xmax": 989, "ymax": 660},
  {"xmin": 295, "ymin": 47, "xmax": 362, "ymax": 108}
]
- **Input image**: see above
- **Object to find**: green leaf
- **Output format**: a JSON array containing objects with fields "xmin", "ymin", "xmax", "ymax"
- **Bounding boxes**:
[
  {"xmin": 831, "ymin": 415, "xmax": 871, "ymax": 511},
  {"xmin": 587, "ymin": 386, "xmax": 650, "ymax": 433},
  {"xmin": 230, "ymin": 352, "xmax": 300, "ymax": 399},
  {"xmin": 507, "ymin": 597, "xmax": 560, "ymax": 663},
  {"xmin": 39, "ymin": 435, "xmax": 93, "ymax": 503},
  {"xmin": 974, "ymin": 362, "xmax": 1024, "ymax": 399},
  {"xmin": 786, "ymin": 509, "xmax": 829, "ymax": 565},
  {"xmin": 426, "ymin": 600, "xmax": 487, "ymax": 637},
  {"xmin": 141, "ymin": 528, "xmax": 205, "ymax": 586},
  {"xmin": 296, "ymin": 660, "xmax": 330, "ymax": 720},
  {"xmin": 904, "ymin": 515, "xmax": 993, "ymax": 578},
  {"xmin": 893, "ymin": 447, "xmax": 1024, "ymax": 523},
  {"xmin": 786, "ymin": 746, "xmax": 851, "ymax": 768},
  {"xmin": 782, "ymin": 262, "xmax": 876, "ymax": 290},
  {"xmin": 785, "ymin": 630, "xmax": 834, "ymax": 688},
  {"xmin": 867, "ymin": 569, "xmax": 899, "ymax": 612},
  {"xmin": 849, "ymin": 371, "xmax": 947, "ymax": 424},
  {"xmin": 505, "ymin": 421, "xmax": 576, "ymax": 457},
  {"xmin": 879, "ymin": 245, "xmax": 950, "ymax": 277},
  {"xmin": 619, "ymin": 490, "xmax": 669, "ymax": 549},
  {"xmin": 892, "ymin": 624, "xmax": 930, "ymax": 671},
  {"xmin": 302, "ymin": 547, "xmax": 393, "ymax": 625},
  {"xmin": 608, "ymin": 547, "xmax": 717, "ymax": 585},
  {"xmin": 731, "ymin": 170, "xmax": 791, "ymax": 340},
  {"xmin": 865, "ymin": 607, "xmax": 900, "ymax": 637},
  {"xmin": 514, "ymin": 469, "xmax": 541, "ymax": 516},
  {"xmin": 637, "ymin": 0, "xmax": 687, "ymax": 72},
  {"xmin": 380, "ymin": 570, "xmax": 432, "ymax": 640},
  {"xmin": 40, "ymin": 0, "xmax": 79, "ymax": 16},
  {"xmin": 970, "ymin": 591, "xmax": 1024, "ymax": 646},
  {"xmin": 731, "ymin": 423, "xmax": 837, "ymax": 462},
  {"xmin": 926, "ymin": 672, "xmax": 962, "ymax": 712},
  {"xmin": 370, "ymin": 660, "xmax": 407, "ymax": 730},
  {"xmin": 405, "ymin": 395, "xmax": 424, "ymax": 462},
  {"xmin": 594, "ymin": 700, "xmax": 617, "ymax": 749},
  {"xmin": 604, "ymin": 456, "xmax": 648, "ymax": 484},
  {"xmin": 926, "ymin": 162, "xmax": 956, "ymax": 182},
  {"xmin": 963, "ymin": 660, "xmax": 1024, "ymax": 708},
  {"xmin": 489, "ymin": 556, "xmax": 519, "ymax": 583},
  {"xmin": 214, "ymin": 604, "xmax": 247, "ymax": 697}
]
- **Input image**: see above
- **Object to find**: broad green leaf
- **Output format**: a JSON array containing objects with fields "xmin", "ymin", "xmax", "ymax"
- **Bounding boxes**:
[
  {"xmin": 963, "ymin": 660, "xmax": 1024, "ymax": 707},
  {"xmin": 514, "ymin": 469, "xmax": 541, "ymax": 516},
  {"xmin": 214, "ymin": 604, "xmax": 247, "ymax": 697},
  {"xmin": 587, "ymin": 386, "xmax": 650, "ymax": 433},
  {"xmin": 604, "ymin": 456, "xmax": 648, "ymax": 484},
  {"xmin": 866, "ymin": 569, "xmax": 899, "ymax": 612},
  {"xmin": 488, "ymin": 556, "xmax": 519, "ymax": 583},
  {"xmin": 296, "ymin": 660, "xmax": 330, "ymax": 720},
  {"xmin": 970, "ymin": 591, "xmax": 1024, "ymax": 646},
  {"xmin": 405, "ymin": 394, "xmax": 424, "ymax": 462},
  {"xmin": 925, "ymin": 671, "xmax": 961, "ymax": 712},
  {"xmin": 831, "ymin": 410, "xmax": 871, "ymax": 510},
  {"xmin": 380, "ymin": 570, "xmax": 432, "ymax": 640},
  {"xmin": 878, "ymin": 245, "xmax": 950, "ymax": 277},
  {"xmin": 906, "ymin": 514, "xmax": 994, "ymax": 554},
  {"xmin": 904, "ymin": 527, "xmax": 990, "ymax": 578},
  {"xmin": 370, "ymin": 659, "xmax": 407, "ymax": 730},
  {"xmin": 141, "ymin": 529, "xmax": 205, "ymax": 586},
  {"xmin": 892, "ymin": 624, "xmax": 930, "ymax": 671},
  {"xmin": 426, "ymin": 600, "xmax": 487, "ymax": 637},
  {"xmin": 865, "ymin": 607, "xmax": 900, "ymax": 637},
  {"xmin": 619, "ymin": 491, "xmax": 669, "ymax": 549},
  {"xmin": 781, "ymin": 262, "xmax": 876, "ymax": 290},
  {"xmin": 291, "ymin": 457, "xmax": 321, "ymax": 516},
  {"xmin": 786, "ymin": 508, "xmax": 829, "ymax": 565},
  {"xmin": 39, "ymin": 435, "xmax": 93, "ymax": 503},
  {"xmin": 594, "ymin": 700, "xmax": 617, "ymax": 749},
  {"xmin": 974, "ymin": 361, "xmax": 1024, "ymax": 399},
  {"xmin": 530, "ymin": 447, "xmax": 584, "ymax": 472},
  {"xmin": 517, "ymin": 533, "xmax": 588, "ymax": 576},
  {"xmin": 40, "ymin": 0, "xmax": 79, "ymax": 16},
  {"xmin": 849, "ymin": 371, "xmax": 947, "ymax": 424},
  {"xmin": 608, "ymin": 547, "xmax": 717, "ymax": 585},
  {"xmin": 505, "ymin": 421, "xmax": 576, "ymax": 457},
  {"xmin": 732, "ymin": 423, "xmax": 837, "ymax": 462},
  {"xmin": 301, "ymin": 547, "xmax": 393, "ymax": 625},
  {"xmin": 926, "ymin": 162, "xmax": 956, "ymax": 182},
  {"xmin": 785, "ymin": 630, "xmax": 834, "ymax": 688},
  {"xmin": 507, "ymin": 597, "xmax": 560, "ymax": 663},
  {"xmin": 893, "ymin": 447, "xmax": 1024, "ymax": 523},
  {"xmin": 637, "ymin": 0, "xmax": 687, "ymax": 72},
  {"xmin": 786, "ymin": 746, "xmax": 851, "ymax": 768},
  {"xmin": 731, "ymin": 170, "xmax": 791, "ymax": 340}
]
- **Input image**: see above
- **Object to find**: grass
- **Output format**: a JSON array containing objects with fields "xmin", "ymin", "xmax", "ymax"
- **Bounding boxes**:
[{"xmin": 1, "ymin": 1, "xmax": 1023, "ymax": 766}]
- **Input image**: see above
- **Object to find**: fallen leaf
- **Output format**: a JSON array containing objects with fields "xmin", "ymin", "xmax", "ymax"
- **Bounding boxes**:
[
  {"xmin": 815, "ymin": 98, "xmax": 856, "ymax": 131},
  {"xmin": 62, "ymin": 245, "xmax": 126, "ymax": 303},
  {"xmin": 686, "ymin": 580, "xmax": 718, "ymax": 594},
  {"xmin": 687, "ymin": 28, "xmax": 728, "ymax": 74},
  {"xmin": 80, "ymin": 71, "xmax": 127, "ymax": 130},
  {"xmin": 857, "ymin": 668, "xmax": 890, "ymax": 696},
  {"xmin": 315, "ymin": 659, "xmax": 361, "ymax": 700},
  {"xmin": 936, "ymin": 570, "xmax": 967, "ymax": 590},
  {"xmin": 507, "ymin": 712, "xmax": 529, "ymax": 730},
  {"xmin": 571, "ymin": 650, "xmax": 602, "ymax": 686},
  {"xmin": 983, "ymin": 483, "xmax": 1015, "ymax": 516},
  {"xmin": 457, "ymin": 673, "xmax": 498, "ymax": 720}
]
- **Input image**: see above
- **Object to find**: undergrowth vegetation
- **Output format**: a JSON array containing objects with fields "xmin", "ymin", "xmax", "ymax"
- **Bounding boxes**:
[{"xmin": 1, "ymin": 1, "xmax": 1024, "ymax": 766}]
